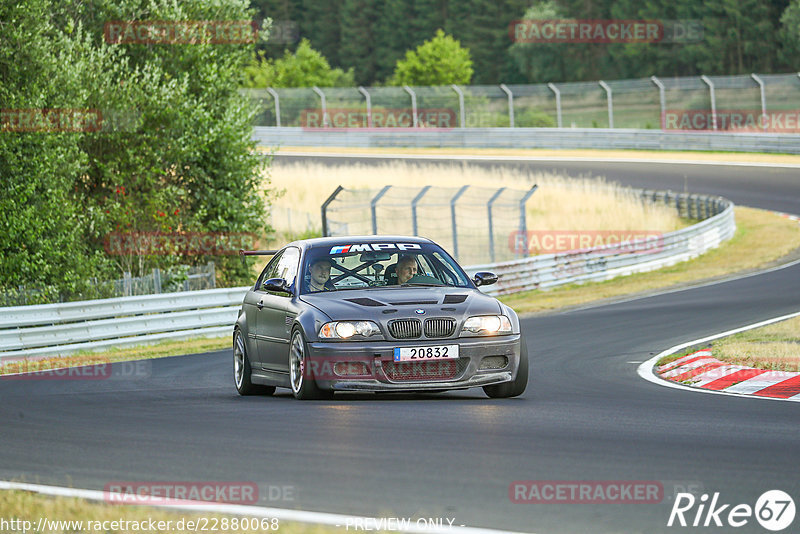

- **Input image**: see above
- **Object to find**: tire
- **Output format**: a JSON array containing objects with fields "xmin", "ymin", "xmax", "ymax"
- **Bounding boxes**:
[
  {"xmin": 289, "ymin": 328, "xmax": 333, "ymax": 400},
  {"xmin": 483, "ymin": 337, "xmax": 529, "ymax": 399},
  {"xmin": 234, "ymin": 329, "xmax": 275, "ymax": 396}
]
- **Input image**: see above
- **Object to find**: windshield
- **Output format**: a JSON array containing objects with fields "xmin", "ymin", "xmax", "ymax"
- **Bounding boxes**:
[{"xmin": 301, "ymin": 242, "xmax": 472, "ymax": 293}]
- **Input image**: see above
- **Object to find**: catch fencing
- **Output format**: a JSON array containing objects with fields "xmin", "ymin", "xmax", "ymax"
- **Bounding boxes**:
[
  {"xmin": 246, "ymin": 73, "xmax": 800, "ymax": 132},
  {"xmin": 0, "ymin": 190, "xmax": 734, "ymax": 359}
]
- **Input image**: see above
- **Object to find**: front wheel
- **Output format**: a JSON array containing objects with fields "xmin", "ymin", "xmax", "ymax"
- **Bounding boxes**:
[
  {"xmin": 234, "ymin": 329, "xmax": 275, "ymax": 396},
  {"xmin": 483, "ymin": 337, "xmax": 529, "ymax": 399},
  {"xmin": 289, "ymin": 329, "xmax": 333, "ymax": 400}
]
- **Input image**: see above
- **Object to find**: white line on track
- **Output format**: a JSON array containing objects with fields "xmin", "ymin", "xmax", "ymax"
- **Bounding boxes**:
[
  {"xmin": 0, "ymin": 481, "xmax": 533, "ymax": 534},
  {"xmin": 637, "ymin": 310, "xmax": 800, "ymax": 403},
  {"xmin": 274, "ymin": 151, "xmax": 800, "ymax": 169}
]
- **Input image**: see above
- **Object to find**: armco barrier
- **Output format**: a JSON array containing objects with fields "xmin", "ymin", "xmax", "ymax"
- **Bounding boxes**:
[
  {"xmin": 0, "ymin": 191, "xmax": 734, "ymax": 359},
  {"xmin": 253, "ymin": 126, "xmax": 800, "ymax": 154}
]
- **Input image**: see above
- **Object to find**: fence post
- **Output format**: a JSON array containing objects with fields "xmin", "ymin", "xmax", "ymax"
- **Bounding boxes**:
[
  {"xmin": 153, "ymin": 268, "xmax": 161, "ymax": 294},
  {"xmin": 311, "ymin": 86, "xmax": 329, "ymax": 127},
  {"xmin": 403, "ymin": 85, "xmax": 418, "ymax": 128},
  {"xmin": 499, "ymin": 84, "xmax": 514, "ymax": 127},
  {"xmin": 450, "ymin": 185, "xmax": 469, "ymax": 260},
  {"xmin": 548, "ymin": 83, "xmax": 562, "ymax": 128},
  {"xmin": 598, "ymin": 80, "xmax": 614, "ymax": 128},
  {"xmin": 518, "ymin": 186, "xmax": 539, "ymax": 258},
  {"xmin": 487, "ymin": 187, "xmax": 506, "ymax": 262},
  {"xmin": 751, "ymin": 73, "xmax": 767, "ymax": 132},
  {"xmin": 358, "ymin": 86, "xmax": 373, "ymax": 128},
  {"xmin": 411, "ymin": 186, "xmax": 431, "ymax": 236},
  {"xmin": 123, "ymin": 272, "xmax": 132, "ymax": 297},
  {"xmin": 208, "ymin": 261, "xmax": 216, "ymax": 289},
  {"xmin": 700, "ymin": 75, "xmax": 717, "ymax": 131},
  {"xmin": 321, "ymin": 185, "xmax": 344, "ymax": 237},
  {"xmin": 451, "ymin": 84, "xmax": 465, "ymax": 128},
  {"xmin": 266, "ymin": 87, "xmax": 281, "ymax": 127},
  {"xmin": 371, "ymin": 186, "xmax": 392, "ymax": 234},
  {"xmin": 651, "ymin": 76, "xmax": 666, "ymax": 129}
]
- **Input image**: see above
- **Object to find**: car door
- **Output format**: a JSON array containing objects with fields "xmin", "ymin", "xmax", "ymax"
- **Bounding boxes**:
[{"xmin": 255, "ymin": 246, "xmax": 300, "ymax": 372}]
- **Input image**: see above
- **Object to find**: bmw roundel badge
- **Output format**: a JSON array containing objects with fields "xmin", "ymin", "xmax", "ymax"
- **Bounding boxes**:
[{"xmin": 414, "ymin": 309, "xmax": 425, "ymax": 315}]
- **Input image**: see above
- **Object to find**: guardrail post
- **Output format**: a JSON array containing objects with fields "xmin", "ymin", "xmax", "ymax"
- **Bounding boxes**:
[
  {"xmin": 321, "ymin": 185, "xmax": 344, "ymax": 237},
  {"xmin": 411, "ymin": 186, "xmax": 431, "ymax": 236},
  {"xmin": 371, "ymin": 185, "xmax": 392, "ymax": 234},
  {"xmin": 751, "ymin": 73, "xmax": 767, "ymax": 132},
  {"xmin": 451, "ymin": 84, "xmax": 465, "ymax": 128},
  {"xmin": 487, "ymin": 187, "xmax": 506, "ymax": 262},
  {"xmin": 700, "ymin": 75, "xmax": 717, "ymax": 131},
  {"xmin": 599, "ymin": 80, "xmax": 613, "ymax": 129},
  {"xmin": 548, "ymin": 83, "xmax": 562, "ymax": 128},
  {"xmin": 518, "ymin": 185, "xmax": 538, "ymax": 258},
  {"xmin": 450, "ymin": 186, "xmax": 469, "ymax": 260},
  {"xmin": 311, "ymin": 86, "xmax": 329, "ymax": 127},
  {"xmin": 651, "ymin": 76, "xmax": 666, "ymax": 129},
  {"xmin": 499, "ymin": 84, "xmax": 514, "ymax": 127},
  {"xmin": 266, "ymin": 87, "xmax": 281, "ymax": 127},
  {"xmin": 358, "ymin": 86, "xmax": 373, "ymax": 128},
  {"xmin": 403, "ymin": 85, "xmax": 418, "ymax": 128}
]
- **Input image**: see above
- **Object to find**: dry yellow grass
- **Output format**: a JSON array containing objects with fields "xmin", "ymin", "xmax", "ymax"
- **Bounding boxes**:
[
  {"xmin": 265, "ymin": 161, "xmax": 683, "ymax": 239},
  {"xmin": 710, "ymin": 315, "xmax": 800, "ymax": 371},
  {"xmin": 0, "ymin": 489, "xmax": 331, "ymax": 534}
]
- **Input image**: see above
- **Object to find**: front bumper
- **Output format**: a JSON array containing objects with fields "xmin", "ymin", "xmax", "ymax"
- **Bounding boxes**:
[{"xmin": 305, "ymin": 334, "xmax": 521, "ymax": 392}]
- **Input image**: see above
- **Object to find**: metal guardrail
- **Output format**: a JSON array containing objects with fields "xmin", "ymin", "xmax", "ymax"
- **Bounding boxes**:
[
  {"xmin": 0, "ymin": 190, "xmax": 734, "ymax": 359},
  {"xmin": 464, "ymin": 191, "xmax": 735, "ymax": 296},
  {"xmin": 253, "ymin": 126, "xmax": 800, "ymax": 154}
]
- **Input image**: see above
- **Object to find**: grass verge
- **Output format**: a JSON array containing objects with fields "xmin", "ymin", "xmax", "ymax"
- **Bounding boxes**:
[
  {"xmin": 501, "ymin": 206, "xmax": 800, "ymax": 315},
  {"xmin": 657, "ymin": 315, "xmax": 800, "ymax": 372},
  {"xmin": 0, "ymin": 489, "xmax": 333, "ymax": 534},
  {"xmin": 0, "ymin": 337, "xmax": 229, "ymax": 377}
]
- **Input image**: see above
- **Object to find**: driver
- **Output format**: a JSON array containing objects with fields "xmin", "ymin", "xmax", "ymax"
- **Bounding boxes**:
[
  {"xmin": 395, "ymin": 254, "xmax": 418, "ymax": 284},
  {"xmin": 308, "ymin": 258, "xmax": 336, "ymax": 292}
]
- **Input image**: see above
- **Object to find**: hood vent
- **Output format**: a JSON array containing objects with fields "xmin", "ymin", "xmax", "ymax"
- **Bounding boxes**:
[
  {"xmin": 388, "ymin": 300, "xmax": 438, "ymax": 305},
  {"xmin": 442, "ymin": 294, "xmax": 468, "ymax": 304},
  {"xmin": 345, "ymin": 297, "xmax": 386, "ymax": 307}
]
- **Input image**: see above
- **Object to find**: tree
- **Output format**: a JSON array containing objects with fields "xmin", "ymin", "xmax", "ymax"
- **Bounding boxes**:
[
  {"xmin": 243, "ymin": 39, "xmax": 355, "ymax": 87},
  {"xmin": 780, "ymin": 0, "xmax": 800, "ymax": 67},
  {"xmin": 390, "ymin": 29, "xmax": 474, "ymax": 85}
]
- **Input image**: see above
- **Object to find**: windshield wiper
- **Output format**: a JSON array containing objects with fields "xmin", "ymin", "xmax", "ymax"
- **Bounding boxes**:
[{"xmin": 401, "ymin": 282, "xmax": 446, "ymax": 287}]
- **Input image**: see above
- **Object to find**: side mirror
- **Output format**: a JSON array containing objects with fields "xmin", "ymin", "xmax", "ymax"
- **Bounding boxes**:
[
  {"xmin": 263, "ymin": 277, "xmax": 290, "ymax": 294},
  {"xmin": 473, "ymin": 272, "xmax": 498, "ymax": 287}
]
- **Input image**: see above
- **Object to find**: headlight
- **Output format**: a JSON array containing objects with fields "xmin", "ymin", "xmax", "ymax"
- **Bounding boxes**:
[
  {"xmin": 319, "ymin": 321, "xmax": 382, "ymax": 339},
  {"xmin": 461, "ymin": 315, "xmax": 512, "ymax": 336}
]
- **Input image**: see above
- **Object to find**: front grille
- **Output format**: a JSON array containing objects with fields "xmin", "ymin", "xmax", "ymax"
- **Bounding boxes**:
[
  {"xmin": 383, "ymin": 358, "xmax": 468, "ymax": 382},
  {"xmin": 423, "ymin": 318, "xmax": 456, "ymax": 338},
  {"xmin": 388, "ymin": 319, "xmax": 421, "ymax": 339}
]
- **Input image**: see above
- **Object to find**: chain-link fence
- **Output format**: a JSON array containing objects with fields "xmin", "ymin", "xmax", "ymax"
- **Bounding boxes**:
[
  {"xmin": 322, "ymin": 185, "xmax": 537, "ymax": 266},
  {"xmin": 247, "ymin": 73, "xmax": 800, "ymax": 132}
]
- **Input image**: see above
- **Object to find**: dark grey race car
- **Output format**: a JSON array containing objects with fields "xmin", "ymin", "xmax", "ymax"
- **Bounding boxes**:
[{"xmin": 233, "ymin": 235, "xmax": 528, "ymax": 400}]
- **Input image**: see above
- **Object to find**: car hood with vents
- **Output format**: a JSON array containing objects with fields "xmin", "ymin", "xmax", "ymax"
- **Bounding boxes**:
[{"xmin": 299, "ymin": 286, "xmax": 502, "ymax": 325}]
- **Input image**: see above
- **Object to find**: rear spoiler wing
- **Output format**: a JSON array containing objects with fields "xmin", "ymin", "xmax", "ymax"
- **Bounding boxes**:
[{"xmin": 239, "ymin": 249, "xmax": 279, "ymax": 265}]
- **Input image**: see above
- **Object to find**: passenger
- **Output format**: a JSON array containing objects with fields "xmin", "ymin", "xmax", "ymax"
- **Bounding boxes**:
[{"xmin": 395, "ymin": 254, "xmax": 418, "ymax": 284}]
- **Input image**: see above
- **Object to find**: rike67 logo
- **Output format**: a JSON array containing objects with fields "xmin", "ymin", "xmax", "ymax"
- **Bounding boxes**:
[{"xmin": 668, "ymin": 490, "xmax": 795, "ymax": 531}]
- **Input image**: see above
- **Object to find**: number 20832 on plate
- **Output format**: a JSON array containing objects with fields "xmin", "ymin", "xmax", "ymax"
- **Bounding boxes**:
[{"xmin": 393, "ymin": 345, "xmax": 459, "ymax": 362}]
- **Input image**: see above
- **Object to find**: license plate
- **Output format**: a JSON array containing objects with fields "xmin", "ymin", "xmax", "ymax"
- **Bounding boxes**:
[{"xmin": 393, "ymin": 345, "xmax": 459, "ymax": 362}]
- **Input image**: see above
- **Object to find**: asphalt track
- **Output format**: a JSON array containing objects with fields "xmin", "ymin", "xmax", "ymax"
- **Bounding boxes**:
[{"xmin": 1, "ymin": 155, "xmax": 799, "ymax": 533}]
